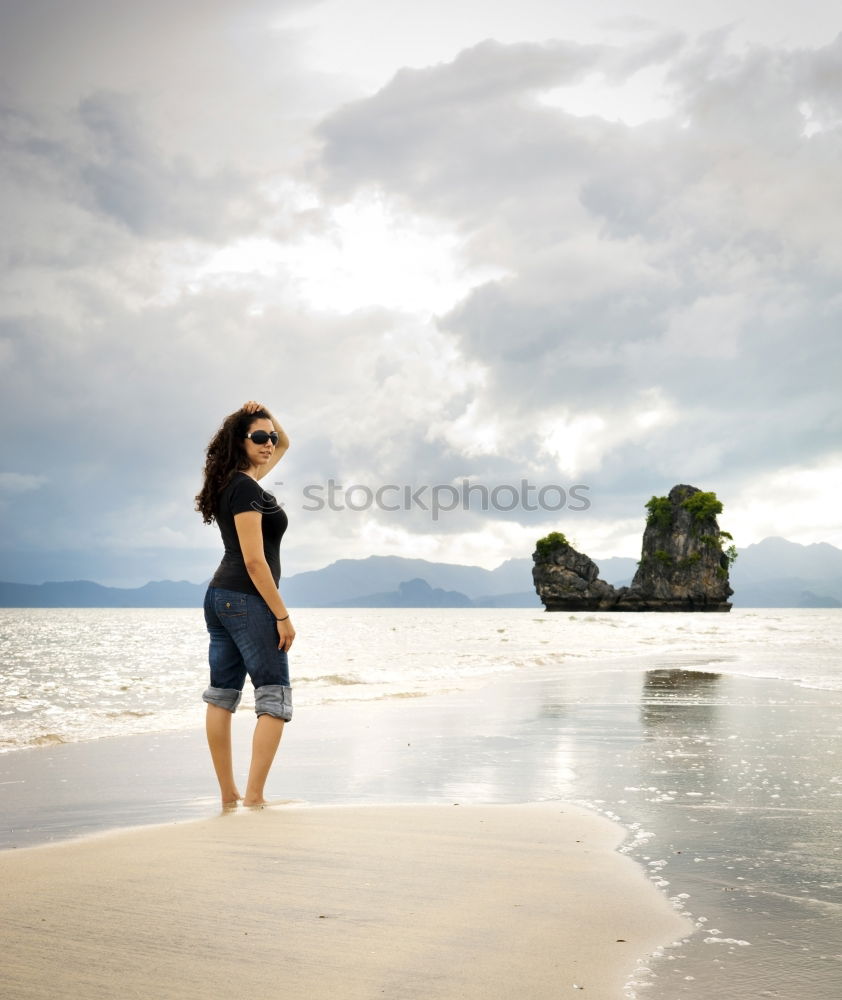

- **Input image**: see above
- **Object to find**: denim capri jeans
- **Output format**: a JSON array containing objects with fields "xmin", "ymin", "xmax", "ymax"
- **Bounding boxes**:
[{"xmin": 202, "ymin": 586, "xmax": 293, "ymax": 721}]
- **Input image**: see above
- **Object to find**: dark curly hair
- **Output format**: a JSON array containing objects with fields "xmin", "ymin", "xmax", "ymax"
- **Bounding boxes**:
[{"xmin": 195, "ymin": 407, "xmax": 271, "ymax": 524}]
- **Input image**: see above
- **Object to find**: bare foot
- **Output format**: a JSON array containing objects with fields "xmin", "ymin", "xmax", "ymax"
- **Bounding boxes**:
[
  {"xmin": 242, "ymin": 798, "xmax": 266, "ymax": 809},
  {"xmin": 221, "ymin": 792, "xmax": 243, "ymax": 810}
]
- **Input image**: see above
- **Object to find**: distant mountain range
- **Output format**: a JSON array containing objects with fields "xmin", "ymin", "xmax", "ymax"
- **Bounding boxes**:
[{"xmin": 1, "ymin": 537, "xmax": 840, "ymax": 608}]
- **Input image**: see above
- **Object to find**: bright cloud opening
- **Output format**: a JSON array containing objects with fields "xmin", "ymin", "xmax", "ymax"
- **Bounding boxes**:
[
  {"xmin": 538, "ymin": 66, "xmax": 675, "ymax": 125},
  {"xmin": 182, "ymin": 193, "xmax": 508, "ymax": 316}
]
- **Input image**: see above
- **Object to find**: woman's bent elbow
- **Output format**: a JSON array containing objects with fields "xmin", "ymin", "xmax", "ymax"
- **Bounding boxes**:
[{"xmin": 245, "ymin": 558, "xmax": 269, "ymax": 578}]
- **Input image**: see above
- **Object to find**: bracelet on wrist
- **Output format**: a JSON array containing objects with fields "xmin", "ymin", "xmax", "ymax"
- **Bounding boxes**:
[{"xmin": 275, "ymin": 614, "xmax": 289, "ymax": 622}]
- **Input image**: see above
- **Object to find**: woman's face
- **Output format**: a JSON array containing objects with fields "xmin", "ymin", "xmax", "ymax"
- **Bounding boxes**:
[{"xmin": 243, "ymin": 417, "xmax": 276, "ymax": 467}]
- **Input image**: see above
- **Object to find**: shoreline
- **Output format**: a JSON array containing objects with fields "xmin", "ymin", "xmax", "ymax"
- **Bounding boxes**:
[
  {"xmin": 1, "ymin": 671, "xmax": 695, "ymax": 999},
  {"xmin": 3, "ymin": 667, "xmax": 841, "ymax": 998},
  {"xmin": 1, "ymin": 801, "xmax": 690, "ymax": 1000}
]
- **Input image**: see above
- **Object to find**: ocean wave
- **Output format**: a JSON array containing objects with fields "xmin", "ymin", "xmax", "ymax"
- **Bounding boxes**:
[{"xmin": 299, "ymin": 674, "xmax": 366, "ymax": 687}]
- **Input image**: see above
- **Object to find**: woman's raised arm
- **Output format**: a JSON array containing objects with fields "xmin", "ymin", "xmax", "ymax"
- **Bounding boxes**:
[{"xmin": 241, "ymin": 400, "xmax": 289, "ymax": 476}]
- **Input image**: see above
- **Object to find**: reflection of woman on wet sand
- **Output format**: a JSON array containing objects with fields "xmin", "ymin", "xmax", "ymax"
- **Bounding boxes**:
[
  {"xmin": 641, "ymin": 669, "xmax": 721, "ymax": 729},
  {"xmin": 195, "ymin": 400, "xmax": 294, "ymax": 808},
  {"xmin": 644, "ymin": 669, "xmax": 722, "ymax": 695}
]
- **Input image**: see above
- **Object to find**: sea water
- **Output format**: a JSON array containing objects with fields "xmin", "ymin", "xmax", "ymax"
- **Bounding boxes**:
[{"xmin": 1, "ymin": 607, "xmax": 840, "ymax": 752}]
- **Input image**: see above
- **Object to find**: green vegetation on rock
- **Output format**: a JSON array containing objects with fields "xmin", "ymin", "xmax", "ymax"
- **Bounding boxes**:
[
  {"xmin": 644, "ymin": 488, "xmax": 737, "ymax": 575},
  {"xmin": 535, "ymin": 531, "xmax": 570, "ymax": 559},
  {"xmin": 645, "ymin": 495, "xmax": 672, "ymax": 531},
  {"xmin": 698, "ymin": 526, "xmax": 737, "ymax": 565},
  {"xmin": 678, "ymin": 553, "xmax": 702, "ymax": 568},
  {"xmin": 681, "ymin": 491, "xmax": 723, "ymax": 524}
]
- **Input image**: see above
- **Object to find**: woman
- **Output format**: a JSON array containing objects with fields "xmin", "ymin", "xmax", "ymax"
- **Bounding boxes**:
[{"xmin": 195, "ymin": 400, "xmax": 294, "ymax": 808}]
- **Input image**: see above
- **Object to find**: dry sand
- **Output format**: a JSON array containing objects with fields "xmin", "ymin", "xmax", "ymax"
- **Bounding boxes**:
[{"xmin": 1, "ymin": 801, "xmax": 689, "ymax": 1000}]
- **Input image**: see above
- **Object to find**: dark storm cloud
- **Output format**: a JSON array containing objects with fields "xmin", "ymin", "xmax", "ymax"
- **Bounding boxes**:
[
  {"xmin": 0, "ymin": 94, "xmax": 263, "ymax": 246},
  {"xmin": 77, "ymin": 92, "xmax": 254, "ymax": 240}
]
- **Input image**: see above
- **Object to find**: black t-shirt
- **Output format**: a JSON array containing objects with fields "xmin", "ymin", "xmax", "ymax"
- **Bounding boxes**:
[{"xmin": 209, "ymin": 472, "xmax": 288, "ymax": 596}]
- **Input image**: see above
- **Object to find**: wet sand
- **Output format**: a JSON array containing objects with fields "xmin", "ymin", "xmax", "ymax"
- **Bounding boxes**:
[{"xmin": 0, "ymin": 802, "xmax": 688, "ymax": 1000}]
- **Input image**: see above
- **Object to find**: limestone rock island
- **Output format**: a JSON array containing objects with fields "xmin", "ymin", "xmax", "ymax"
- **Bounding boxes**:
[{"xmin": 533, "ymin": 484, "xmax": 735, "ymax": 612}]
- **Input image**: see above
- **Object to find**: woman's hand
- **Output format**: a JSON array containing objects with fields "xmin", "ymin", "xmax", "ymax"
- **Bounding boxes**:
[{"xmin": 277, "ymin": 617, "xmax": 295, "ymax": 653}]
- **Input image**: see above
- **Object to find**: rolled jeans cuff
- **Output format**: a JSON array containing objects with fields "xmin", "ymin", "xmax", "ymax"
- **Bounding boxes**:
[
  {"xmin": 202, "ymin": 686, "xmax": 243, "ymax": 713},
  {"xmin": 254, "ymin": 684, "xmax": 293, "ymax": 721}
]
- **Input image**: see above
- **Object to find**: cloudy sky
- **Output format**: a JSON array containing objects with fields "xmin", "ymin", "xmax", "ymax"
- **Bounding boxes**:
[{"xmin": 1, "ymin": 0, "xmax": 840, "ymax": 586}]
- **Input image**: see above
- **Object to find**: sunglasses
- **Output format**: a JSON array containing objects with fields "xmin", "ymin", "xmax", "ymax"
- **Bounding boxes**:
[{"xmin": 245, "ymin": 430, "xmax": 279, "ymax": 445}]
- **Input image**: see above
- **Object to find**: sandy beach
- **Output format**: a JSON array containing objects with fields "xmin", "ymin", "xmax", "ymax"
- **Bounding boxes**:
[{"xmin": 1, "ymin": 802, "xmax": 688, "ymax": 1000}]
